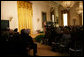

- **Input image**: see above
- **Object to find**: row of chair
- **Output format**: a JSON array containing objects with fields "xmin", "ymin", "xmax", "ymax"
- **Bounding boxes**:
[{"xmin": 43, "ymin": 26, "xmax": 83, "ymax": 56}]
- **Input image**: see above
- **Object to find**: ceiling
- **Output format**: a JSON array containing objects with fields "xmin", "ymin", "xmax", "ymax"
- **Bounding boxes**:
[{"xmin": 53, "ymin": 1, "xmax": 82, "ymax": 5}]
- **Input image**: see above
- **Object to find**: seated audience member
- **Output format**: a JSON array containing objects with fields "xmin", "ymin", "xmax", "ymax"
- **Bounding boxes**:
[
  {"xmin": 0, "ymin": 28, "xmax": 10, "ymax": 55},
  {"xmin": 1, "ymin": 28, "xmax": 10, "ymax": 42},
  {"xmin": 13, "ymin": 28, "xmax": 19, "ymax": 40},
  {"xmin": 14, "ymin": 28, "xmax": 19, "ymax": 33},
  {"xmin": 71, "ymin": 26, "xmax": 83, "ymax": 47},
  {"xmin": 20, "ymin": 29, "xmax": 37, "ymax": 56},
  {"xmin": 12, "ymin": 29, "xmax": 28, "ymax": 56},
  {"xmin": 8, "ymin": 29, "xmax": 14, "ymax": 41},
  {"xmin": 61, "ymin": 29, "xmax": 71, "ymax": 47}
]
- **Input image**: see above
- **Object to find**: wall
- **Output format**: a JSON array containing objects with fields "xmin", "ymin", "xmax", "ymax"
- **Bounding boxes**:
[
  {"xmin": 58, "ymin": 5, "xmax": 64, "ymax": 26},
  {"xmin": 70, "ymin": 2, "xmax": 80, "ymax": 25},
  {"xmin": 1, "ymin": 1, "xmax": 60, "ymax": 33},
  {"xmin": 1, "ymin": 1, "xmax": 18, "ymax": 30},
  {"xmin": 48, "ymin": 1, "xmax": 59, "ymax": 22},
  {"xmin": 31, "ymin": 1, "xmax": 50, "ymax": 34},
  {"xmin": 58, "ymin": 2, "xmax": 82, "ymax": 26},
  {"xmin": 2, "ymin": 1, "xmax": 82, "ymax": 34},
  {"xmin": 1, "ymin": 1, "xmax": 51, "ymax": 33},
  {"xmin": 31, "ymin": 1, "xmax": 59, "ymax": 33}
]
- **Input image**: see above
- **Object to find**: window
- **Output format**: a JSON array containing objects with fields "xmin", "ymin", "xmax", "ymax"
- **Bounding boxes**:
[{"xmin": 63, "ymin": 13, "xmax": 68, "ymax": 26}]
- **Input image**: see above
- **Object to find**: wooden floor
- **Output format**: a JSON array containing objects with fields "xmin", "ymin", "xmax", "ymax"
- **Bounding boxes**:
[
  {"xmin": 29, "ymin": 34, "xmax": 69, "ymax": 56},
  {"xmin": 29, "ymin": 43, "xmax": 68, "ymax": 56},
  {"xmin": 30, "ymin": 33, "xmax": 44, "ymax": 38}
]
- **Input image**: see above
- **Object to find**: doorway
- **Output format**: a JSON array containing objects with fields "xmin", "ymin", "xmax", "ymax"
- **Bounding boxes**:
[
  {"xmin": 42, "ymin": 12, "xmax": 47, "ymax": 32},
  {"xmin": 61, "ymin": 10, "xmax": 70, "ymax": 26}
]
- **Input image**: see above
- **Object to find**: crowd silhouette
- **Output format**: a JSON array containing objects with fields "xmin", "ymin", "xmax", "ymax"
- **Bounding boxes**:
[
  {"xmin": 0, "ymin": 28, "xmax": 37, "ymax": 56},
  {"xmin": 44, "ymin": 24, "xmax": 83, "ymax": 56},
  {"xmin": 0, "ymin": 24, "xmax": 83, "ymax": 56}
]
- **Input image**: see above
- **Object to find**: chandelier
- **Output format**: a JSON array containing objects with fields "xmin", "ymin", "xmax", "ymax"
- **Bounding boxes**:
[
  {"xmin": 61, "ymin": 1, "xmax": 75, "ymax": 10},
  {"xmin": 76, "ymin": 1, "xmax": 83, "ymax": 14}
]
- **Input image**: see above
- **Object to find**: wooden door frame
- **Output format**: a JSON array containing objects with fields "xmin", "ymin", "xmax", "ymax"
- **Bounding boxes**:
[
  {"xmin": 79, "ymin": 14, "xmax": 82, "ymax": 26},
  {"xmin": 42, "ymin": 12, "xmax": 47, "ymax": 28}
]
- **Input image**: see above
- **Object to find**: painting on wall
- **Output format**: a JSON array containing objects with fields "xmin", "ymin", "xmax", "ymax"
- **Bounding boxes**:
[{"xmin": 42, "ymin": 12, "xmax": 47, "ymax": 28}]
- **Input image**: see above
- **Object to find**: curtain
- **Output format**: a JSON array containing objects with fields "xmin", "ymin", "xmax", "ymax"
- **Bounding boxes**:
[{"xmin": 17, "ymin": 1, "xmax": 33, "ymax": 34}]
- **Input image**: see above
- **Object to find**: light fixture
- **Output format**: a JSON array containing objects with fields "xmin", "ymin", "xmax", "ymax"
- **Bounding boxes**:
[
  {"xmin": 61, "ymin": 1, "xmax": 75, "ymax": 10},
  {"xmin": 76, "ymin": 1, "xmax": 83, "ymax": 14}
]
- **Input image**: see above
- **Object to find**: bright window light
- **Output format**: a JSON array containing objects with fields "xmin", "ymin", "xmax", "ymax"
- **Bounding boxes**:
[{"xmin": 63, "ymin": 13, "xmax": 67, "ymax": 26}]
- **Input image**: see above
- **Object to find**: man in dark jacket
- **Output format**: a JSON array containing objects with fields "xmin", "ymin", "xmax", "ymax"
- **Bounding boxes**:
[{"xmin": 20, "ymin": 29, "xmax": 37, "ymax": 56}]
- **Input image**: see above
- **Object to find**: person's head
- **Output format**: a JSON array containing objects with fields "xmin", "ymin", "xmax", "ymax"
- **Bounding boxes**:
[
  {"xmin": 64, "ymin": 28, "xmax": 69, "ymax": 34},
  {"xmin": 25, "ymin": 29, "xmax": 30, "ymax": 34},
  {"xmin": 21, "ymin": 29, "xmax": 25, "ymax": 34},
  {"xmin": 9, "ymin": 29, "xmax": 14, "ymax": 34},
  {"xmin": 14, "ymin": 28, "xmax": 18, "ymax": 32}
]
